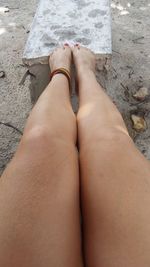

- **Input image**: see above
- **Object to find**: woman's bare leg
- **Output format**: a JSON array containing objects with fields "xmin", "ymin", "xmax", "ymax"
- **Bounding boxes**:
[
  {"xmin": 73, "ymin": 46, "xmax": 150, "ymax": 267},
  {"xmin": 0, "ymin": 46, "xmax": 83, "ymax": 267}
]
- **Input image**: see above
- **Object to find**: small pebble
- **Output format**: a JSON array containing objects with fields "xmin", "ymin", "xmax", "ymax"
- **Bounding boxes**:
[
  {"xmin": 133, "ymin": 87, "xmax": 149, "ymax": 101},
  {"xmin": 4, "ymin": 7, "xmax": 10, "ymax": 13},
  {"xmin": 0, "ymin": 7, "xmax": 9, "ymax": 13},
  {"xmin": 131, "ymin": 114, "xmax": 147, "ymax": 132},
  {"xmin": 0, "ymin": 71, "xmax": 5, "ymax": 78}
]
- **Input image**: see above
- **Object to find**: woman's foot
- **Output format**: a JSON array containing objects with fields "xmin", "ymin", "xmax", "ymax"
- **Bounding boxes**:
[
  {"xmin": 49, "ymin": 45, "xmax": 72, "ymax": 73},
  {"xmin": 72, "ymin": 45, "xmax": 96, "ymax": 79}
]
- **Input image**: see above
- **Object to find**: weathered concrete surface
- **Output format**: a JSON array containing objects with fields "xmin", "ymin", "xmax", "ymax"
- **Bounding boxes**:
[
  {"xmin": 23, "ymin": 0, "xmax": 112, "ymax": 65},
  {"xmin": 1, "ymin": 0, "xmax": 150, "ymax": 176},
  {"xmin": 23, "ymin": 0, "xmax": 112, "ymax": 104}
]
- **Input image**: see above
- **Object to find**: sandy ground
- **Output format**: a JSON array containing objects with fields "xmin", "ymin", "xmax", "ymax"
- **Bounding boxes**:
[{"xmin": 0, "ymin": 0, "xmax": 150, "ymax": 175}]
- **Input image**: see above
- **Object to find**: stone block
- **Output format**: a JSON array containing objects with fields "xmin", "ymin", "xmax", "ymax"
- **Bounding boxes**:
[{"xmin": 23, "ymin": 0, "xmax": 112, "ymax": 107}]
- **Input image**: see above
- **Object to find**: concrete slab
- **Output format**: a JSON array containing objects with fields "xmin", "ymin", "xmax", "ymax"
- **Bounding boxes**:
[
  {"xmin": 23, "ymin": 0, "xmax": 112, "ymax": 105},
  {"xmin": 23, "ymin": 0, "xmax": 112, "ymax": 65}
]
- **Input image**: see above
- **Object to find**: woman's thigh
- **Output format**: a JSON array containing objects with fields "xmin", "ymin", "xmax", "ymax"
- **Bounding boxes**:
[
  {"xmin": 0, "ymin": 133, "xmax": 83, "ymax": 267},
  {"xmin": 80, "ymin": 132, "xmax": 150, "ymax": 267}
]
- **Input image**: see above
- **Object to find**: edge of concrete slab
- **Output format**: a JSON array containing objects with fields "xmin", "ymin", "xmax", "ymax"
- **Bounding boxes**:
[{"xmin": 23, "ymin": 53, "xmax": 112, "ymax": 67}]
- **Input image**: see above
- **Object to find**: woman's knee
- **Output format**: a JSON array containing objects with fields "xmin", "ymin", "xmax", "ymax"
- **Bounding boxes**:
[
  {"xmin": 23, "ymin": 125, "xmax": 55, "ymax": 148},
  {"xmin": 8, "ymin": 125, "xmax": 77, "ymax": 178},
  {"xmin": 17, "ymin": 126, "xmax": 69, "ymax": 164},
  {"xmin": 24, "ymin": 111, "xmax": 77, "ymax": 145},
  {"xmin": 23, "ymin": 119, "xmax": 76, "ymax": 148},
  {"xmin": 98, "ymin": 127, "xmax": 130, "ymax": 143},
  {"xmin": 81, "ymin": 126, "xmax": 130, "ymax": 147}
]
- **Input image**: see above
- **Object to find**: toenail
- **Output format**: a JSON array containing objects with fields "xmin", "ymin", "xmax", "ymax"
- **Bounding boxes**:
[{"xmin": 64, "ymin": 43, "xmax": 69, "ymax": 47}]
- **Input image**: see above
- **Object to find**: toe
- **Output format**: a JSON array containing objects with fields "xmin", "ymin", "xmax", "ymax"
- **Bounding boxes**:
[
  {"xmin": 72, "ymin": 44, "xmax": 80, "ymax": 54},
  {"xmin": 63, "ymin": 44, "xmax": 71, "ymax": 53},
  {"xmin": 62, "ymin": 44, "xmax": 70, "ymax": 53},
  {"xmin": 75, "ymin": 44, "xmax": 80, "ymax": 50},
  {"xmin": 64, "ymin": 43, "xmax": 70, "ymax": 48}
]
